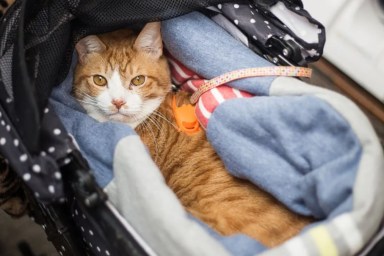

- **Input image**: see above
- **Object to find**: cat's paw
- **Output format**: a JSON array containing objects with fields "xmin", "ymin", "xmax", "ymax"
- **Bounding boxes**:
[{"xmin": 0, "ymin": 0, "xmax": 15, "ymax": 18}]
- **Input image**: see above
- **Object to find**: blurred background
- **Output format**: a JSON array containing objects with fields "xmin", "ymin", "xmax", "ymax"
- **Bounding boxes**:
[
  {"xmin": 0, "ymin": 210, "xmax": 58, "ymax": 256},
  {"xmin": 303, "ymin": 0, "xmax": 384, "ymax": 103},
  {"xmin": 304, "ymin": 0, "xmax": 384, "ymax": 145}
]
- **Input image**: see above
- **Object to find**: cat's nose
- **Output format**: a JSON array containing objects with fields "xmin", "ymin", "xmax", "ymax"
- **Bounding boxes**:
[{"xmin": 112, "ymin": 98, "xmax": 126, "ymax": 109}]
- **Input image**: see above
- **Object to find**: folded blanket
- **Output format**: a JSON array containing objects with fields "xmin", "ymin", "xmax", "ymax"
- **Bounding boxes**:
[
  {"xmin": 51, "ymin": 11, "xmax": 384, "ymax": 256},
  {"xmin": 164, "ymin": 12, "xmax": 384, "ymax": 256}
]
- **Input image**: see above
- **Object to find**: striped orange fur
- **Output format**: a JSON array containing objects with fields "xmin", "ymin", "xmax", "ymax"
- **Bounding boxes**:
[
  {"xmin": 137, "ymin": 92, "xmax": 313, "ymax": 247},
  {"xmin": 73, "ymin": 23, "xmax": 313, "ymax": 247}
]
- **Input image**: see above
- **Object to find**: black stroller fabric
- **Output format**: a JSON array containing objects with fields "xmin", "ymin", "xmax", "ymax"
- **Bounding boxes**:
[
  {"xmin": 207, "ymin": 2, "xmax": 325, "ymax": 65},
  {"xmin": 3, "ymin": 1, "xmax": 383, "ymax": 256}
]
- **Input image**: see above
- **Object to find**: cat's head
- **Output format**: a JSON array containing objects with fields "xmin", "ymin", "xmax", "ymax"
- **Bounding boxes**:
[{"xmin": 73, "ymin": 22, "xmax": 171, "ymax": 128}]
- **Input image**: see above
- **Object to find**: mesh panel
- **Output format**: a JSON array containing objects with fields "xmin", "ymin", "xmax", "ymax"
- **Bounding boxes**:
[
  {"xmin": 0, "ymin": 2, "xmax": 19, "ymax": 55},
  {"xmin": 0, "ymin": 1, "xmax": 19, "ymax": 111},
  {"xmin": 0, "ymin": 46, "xmax": 13, "ymax": 100},
  {"xmin": 75, "ymin": 0, "xmax": 235, "ymax": 26}
]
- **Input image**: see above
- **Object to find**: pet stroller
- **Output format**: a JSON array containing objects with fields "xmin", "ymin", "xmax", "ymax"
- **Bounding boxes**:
[{"xmin": 1, "ymin": 0, "xmax": 384, "ymax": 255}]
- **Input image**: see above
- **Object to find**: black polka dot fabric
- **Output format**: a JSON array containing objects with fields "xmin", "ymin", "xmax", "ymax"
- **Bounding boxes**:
[
  {"xmin": 0, "ymin": 0, "xmax": 79, "ymax": 203},
  {"xmin": 211, "ymin": 1, "xmax": 325, "ymax": 66},
  {"xmin": 0, "ymin": 102, "xmax": 77, "ymax": 202},
  {"xmin": 71, "ymin": 202, "xmax": 113, "ymax": 256}
]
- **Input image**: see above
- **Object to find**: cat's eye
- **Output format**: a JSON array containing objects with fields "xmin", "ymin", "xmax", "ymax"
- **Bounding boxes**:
[
  {"xmin": 130, "ymin": 75, "xmax": 146, "ymax": 86},
  {"xmin": 93, "ymin": 75, "xmax": 107, "ymax": 86}
]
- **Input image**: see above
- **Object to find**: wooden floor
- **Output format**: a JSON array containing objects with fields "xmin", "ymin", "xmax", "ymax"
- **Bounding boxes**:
[{"xmin": 0, "ymin": 210, "xmax": 58, "ymax": 256}]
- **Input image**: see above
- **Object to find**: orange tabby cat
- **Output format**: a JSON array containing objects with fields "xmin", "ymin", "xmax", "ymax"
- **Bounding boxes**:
[{"xmin": 73, "ymin": 22, "xmax": 312, "ymax": 247}]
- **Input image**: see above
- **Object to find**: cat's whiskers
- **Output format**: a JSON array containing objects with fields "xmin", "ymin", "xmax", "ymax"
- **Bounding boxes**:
[
  {"xmin": 76, "ymin": 91, "xmax": 117, "ymax": 114},
  {"xmin": 152, "ymin": 111, "xmax": 179, "ymax": 131},
  {"xmin": 75, "ymin": 91, "xmax": 97, "ymax": 102},
  {"xmin": 76, "ymin": 99, "xmax": 99, "ymax": 107},
  {"xmin": 147, "ymin": 113, "xmax": 162, "ymax": 131},
  {"xmin": 147, "ymin": 115, "xmax": 162, "ymax": 131},
  {"xmin": 75, "ymin": 92, "xmax": 102, "ymax": 106},
  {"xmin": 79, "ymin": 93, "xmax": 109, "ymax": 110},
  {"xmin": 140, "ymin": 118, "xmax": 160, "ymax": 161},
  {"xmin": 77, "ymin": 99, "xmax": 108, "ymax": 111}
]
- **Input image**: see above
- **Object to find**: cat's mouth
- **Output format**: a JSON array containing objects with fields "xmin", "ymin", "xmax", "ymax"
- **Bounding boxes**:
[
  {"xmin": 109, "ymin": 112, "xmax": 135, "ymax": 119},
  {"xmin": 108, "ymin": 112, "xmax": 145, "ymax": 128},
  {"xmin": 108, "ymin": 110, "xmax": 141, "ymax": 123}
]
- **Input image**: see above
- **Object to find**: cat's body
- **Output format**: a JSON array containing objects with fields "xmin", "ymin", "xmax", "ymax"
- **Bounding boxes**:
[
  {"xmin": 73, "ymin": 23, "xmax": 312, "ymax": 248},
  {"xmin": 137, "ymin": 92, "xmax": 311, "ymax": 247}
]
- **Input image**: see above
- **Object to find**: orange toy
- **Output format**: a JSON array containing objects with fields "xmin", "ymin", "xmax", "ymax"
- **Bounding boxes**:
[{"xmin": 172, "ymin": 95, "xmax": 201, "ymax": 136}]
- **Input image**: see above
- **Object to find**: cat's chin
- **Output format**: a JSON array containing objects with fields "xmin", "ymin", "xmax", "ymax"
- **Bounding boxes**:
[
  {"xmin": 108, "ymin": 113, "xmax": 143, "ymax": 128},
  {"xmin": 108, "ymin": 113, "xmax": 133, "ymax": 122}
]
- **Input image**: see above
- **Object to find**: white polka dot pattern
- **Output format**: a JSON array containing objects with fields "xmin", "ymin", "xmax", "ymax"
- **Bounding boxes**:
[
  {"xmin": 214, "ymin": 2, "xmax": 325, "ymax": 66},
  {"xmin": 0, "ymin": 101, "xmax": 76, "ymax": 202},
  {"xmin": 48, "ymin": 185, "xmax": 55, "ymax": 194},
  {"xmin": 54, "ymin": 171, "xmax": 62, "ymax": 180},
  {"xmin": 20, "ymin": 154, "xmax": 28, "ymax": 162},
  {"xmin": 72, "ymin": 202, "xmax": 114, "ymax": 256},
  {"xmin": 23, "ymin": 173, "xmax": 31, "ymax": 181},
  {"xmin": 33, "ymin": 164, "xmax": 41, "ymax": 173}
]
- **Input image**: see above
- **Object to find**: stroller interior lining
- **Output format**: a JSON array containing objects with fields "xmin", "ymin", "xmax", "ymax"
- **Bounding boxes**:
[
  {"xmin": 50, "ymin": 10, "xmax": 384, "ymax": 256},
  {"xmin": 1, "ymin": 0, "xmax": 383, "ymax": 255}
]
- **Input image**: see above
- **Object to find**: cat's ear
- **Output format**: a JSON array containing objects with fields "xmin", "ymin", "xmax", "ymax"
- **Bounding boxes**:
[
  {"xmin": 75, "ymin": 35, "xmax": 106, "ymax": 64},
  {"xmin": 133, "ymin": 22, "xmax": 163, "ymax": 58}
]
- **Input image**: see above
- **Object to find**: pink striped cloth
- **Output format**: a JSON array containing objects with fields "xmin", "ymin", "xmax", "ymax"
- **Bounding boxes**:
[{"xmin": 167, "ymin": 53, "xmax": 253, "ymax": 128}]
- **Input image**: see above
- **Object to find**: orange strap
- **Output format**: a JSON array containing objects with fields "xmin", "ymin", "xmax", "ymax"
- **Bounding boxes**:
[{"xmin": 190, "ymin": 66, "xmax": 312, "ymax": 104}]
